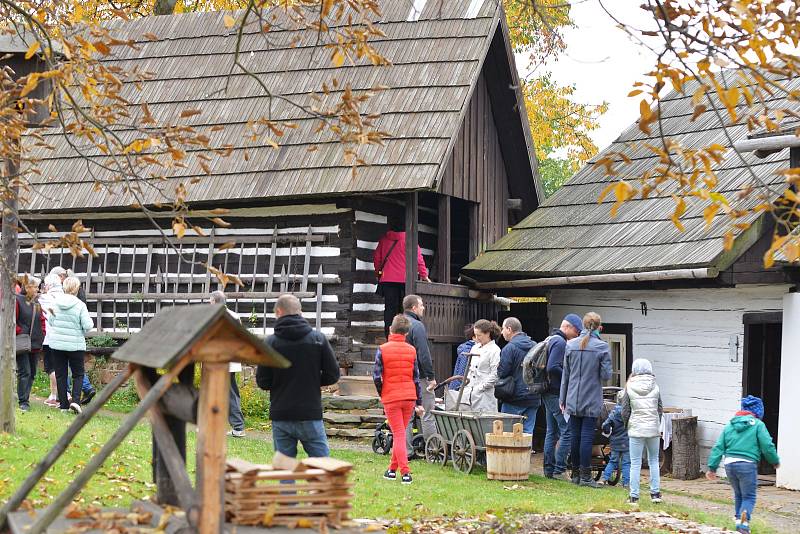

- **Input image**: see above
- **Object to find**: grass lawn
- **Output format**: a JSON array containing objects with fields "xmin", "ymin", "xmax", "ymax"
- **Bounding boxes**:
[{"xmin": 0, "ymin": 403, "xmax": 775, "ymax": 533}]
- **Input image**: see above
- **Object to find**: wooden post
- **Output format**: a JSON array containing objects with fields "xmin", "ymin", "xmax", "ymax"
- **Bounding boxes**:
[
  {"xmin": 315, "ymin": 265, "xmax": 323, "ymax": 332},
  {"xmin": 0, "ymin": 366, "xmax": 133, "ymax": 530},
  {"xmin": 437, "ymin": 195, "xmax": 451, "ymax": 284},
  {"xmin": 405, "ymin": 192, "xmax": 418, "ymax": 294},
  {"xmin": 196, "ymin": 362, "xmax": 230, "ymax": 534},
  {"xmin": 0, "ymin": 150, "xmax": 19, "ymax": 434}
]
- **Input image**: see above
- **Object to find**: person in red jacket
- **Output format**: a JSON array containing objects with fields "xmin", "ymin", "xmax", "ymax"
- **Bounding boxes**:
[
  {"xmin": 373, "ymin": 314, "xmax": 424, "ymax": 484},
  {"xmin": 373, "ymin": 220, "xmax": 430, "ymax": 337}
]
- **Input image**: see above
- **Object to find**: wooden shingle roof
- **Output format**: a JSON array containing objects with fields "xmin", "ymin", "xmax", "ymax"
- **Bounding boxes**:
[
  {"xmin": 24, "ymin": 1, "xmax": 535, "ymax": 211},
  {"xmin": 464, "ymin": 75, "xmax": 800, "ymax": 279}
]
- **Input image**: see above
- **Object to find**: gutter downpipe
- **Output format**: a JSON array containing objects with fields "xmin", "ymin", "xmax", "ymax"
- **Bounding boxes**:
[{"xmin": 473, "ymin": 267, "xmax": 719, "ymax": 290}]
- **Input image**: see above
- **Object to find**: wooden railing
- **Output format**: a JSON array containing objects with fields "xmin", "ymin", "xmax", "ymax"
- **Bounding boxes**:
[{"xmin": 416, "ymin": 281, "xmax": 499, "ymax": 343}]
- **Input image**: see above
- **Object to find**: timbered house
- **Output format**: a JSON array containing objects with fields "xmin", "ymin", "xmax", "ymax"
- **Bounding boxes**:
[
  {"xmin": 19, "ymin": 1, "xmax": 542, "ymax": 380},
  {"xmin": 463, "ymin": 81, "xmax": 800, "ymax": 489}
]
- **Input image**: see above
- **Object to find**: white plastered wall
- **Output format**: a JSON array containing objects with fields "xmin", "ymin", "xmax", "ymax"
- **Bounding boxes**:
[{"xmin": 777, "ymin": 292, "xmax": 800, "ymax": 490}]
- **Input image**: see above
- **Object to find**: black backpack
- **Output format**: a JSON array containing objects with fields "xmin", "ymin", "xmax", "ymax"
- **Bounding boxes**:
[{"xmin": 522, "ymin": 335, "xmax": 555, "ymax": 394}]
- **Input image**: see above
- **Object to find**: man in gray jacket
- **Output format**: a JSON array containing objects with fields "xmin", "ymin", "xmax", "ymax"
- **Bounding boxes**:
[
  {"xmin": 403, "ymin": 294, "xmax": 435, "ymax": 458},
  {"xmin": 559, "ymin": 312, "xmax": 613, "ymax": 487}
]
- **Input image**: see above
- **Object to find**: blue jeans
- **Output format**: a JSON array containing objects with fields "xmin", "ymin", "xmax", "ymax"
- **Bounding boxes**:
[
  {"xmin": 501, "ymin": 400, "xmax": 540, "ymax": 439},
  {"xmin": 543, "ymin": 393, "xmax": 570, "ymax": 475},
  {"xmin": 272, "ymin": 420, "xmax": 330, "ymax": 458},
  {"xmin": 602, "ymin": 449, "xmax": 631, "ymax": 486},
  {"xmin": 569, "ymin": 415, "xmax": 596, "ymax": 469},
  {"xmin": 629, "ymin": 436, "xmax": 660, "ymax": 498},
  {"xmin": 68, "ymin": 374, "xmax": 94, "ymax": 394},
  {"xmin": 725, "ymin": 461, "xmax": 757, "ymax": 523}
]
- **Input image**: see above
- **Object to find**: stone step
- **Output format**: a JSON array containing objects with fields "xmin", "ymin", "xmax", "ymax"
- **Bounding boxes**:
[
  {"xmin": 350, "ymin": 361, "xmax": 374, "ymax": 376},
  {"xmin": 337, "ymin": 375, "xmax": 376, "ymax": 396},
  {"xmin": 322, "ymin": 394, "xmax": 382, "ymax": 411}
]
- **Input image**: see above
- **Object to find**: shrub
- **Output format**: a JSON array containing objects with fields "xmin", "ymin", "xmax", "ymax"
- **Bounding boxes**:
[
  {"xmin": 87, "ymin": 333, "xmax": 117, "ymax": 348},
  {"xmin": 239, "ymin": 376, "xmax": 270, "ymax": 425}
]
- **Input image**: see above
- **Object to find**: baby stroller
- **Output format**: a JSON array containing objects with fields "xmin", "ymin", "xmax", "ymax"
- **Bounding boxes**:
[
  {"xmin": 587, "ymin": 386, "xmax": 623, "ymax": 484},
  {"xmin": 371, "ymin": 379, "xmax": 452, "ymax": 458}
]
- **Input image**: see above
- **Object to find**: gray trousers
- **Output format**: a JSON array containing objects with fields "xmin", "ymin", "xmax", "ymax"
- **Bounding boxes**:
[
  {"xmin": 406, "ymin": 378, "xmax": 436, "ymax": 454},
  {"xmin": 229, "ymin": 372, "xmax": 245, "ymax": 432}
]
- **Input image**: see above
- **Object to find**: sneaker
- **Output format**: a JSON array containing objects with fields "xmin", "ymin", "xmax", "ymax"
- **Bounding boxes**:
[
  {"xmin": 60, "ymin": 409, "xmax": 70, "ymax": 413},
  {"xmin": 650, "ymin": 491, "xmax": 662, "ymax": 503},
  {"xmin": 227, "ymin": 429, "xmax": 245, "ymax": 438},
  {"xmin": 19, "ymin": 403, "xmax": 30, "ymax": 412},
  {"xmin": 69, "ymin": 402, "xmax": 82, "ymax": 414},
  {"xmin": 80, "ymin": 389, "xmax": 96, "ymax": 405},
  {"xmin": 736, "ymin": 511, "xmax": 750, "ymax": 533},
  {"xmin": 383, "ymin": 470, "xmax": 396, "ymax": 481},
  {"xmin": 598, "ymin": 478, "xmax": 609, "ymax": 486},
  {"xmin": 401, "ymin": 473, "xmax": 412, "ymax": 485},
  {"xmin": 627, "ymin": 496, "xmax": 639, "ymax": 506},
  {"xmin": 44, "ymin": 398, "xmax": 59, "ymax": 407}
]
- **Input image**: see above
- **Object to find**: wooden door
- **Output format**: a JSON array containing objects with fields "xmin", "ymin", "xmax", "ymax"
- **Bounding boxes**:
[{"xmin": 601, "ymin": 333, "xmax": 627, "ymax": 389}]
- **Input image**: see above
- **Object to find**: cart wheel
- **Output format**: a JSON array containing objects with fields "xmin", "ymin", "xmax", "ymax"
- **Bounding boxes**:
[
  {"xmin": 412, "ymin": 434, "xmax": 426, "ymax": 458},
  {"xmin": 425, "ymin": 434, "xmax": 448, "ymax": 466},
  {"xmin": 450, "ymin": 430, "xmax": 476, "ymax": 474}
]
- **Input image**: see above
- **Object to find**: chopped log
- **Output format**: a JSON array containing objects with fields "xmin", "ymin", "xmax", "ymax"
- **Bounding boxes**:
[
  {"xmin": 0, "ymin": 365, "xmax": 133, "ymax": 530},
  {"xmin": 26, "ymin": 356, "xmax": 192, "ymax": 534},
  {"xmin": 671, "ymin": 416, "xmax": 700, "ymax": 480}
]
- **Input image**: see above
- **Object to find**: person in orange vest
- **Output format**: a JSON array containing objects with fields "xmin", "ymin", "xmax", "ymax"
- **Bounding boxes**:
[{"xmin": 372, "ymin": 314, "xmax": 424, "ymax": 484}]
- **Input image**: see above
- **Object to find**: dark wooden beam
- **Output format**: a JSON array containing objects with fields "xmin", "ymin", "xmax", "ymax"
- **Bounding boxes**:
[
  {"xmin": 437, "ymin": 195, "xmax": 451, "ymax": 284},
  {"xmin": 405, "ymin": 192, "xmax": 419, "ymax": 293}
]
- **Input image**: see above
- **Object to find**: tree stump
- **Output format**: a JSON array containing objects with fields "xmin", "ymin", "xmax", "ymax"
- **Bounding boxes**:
[{"xmin": 671, "ymin": 416, "xmax": 700, "ymax": 480}]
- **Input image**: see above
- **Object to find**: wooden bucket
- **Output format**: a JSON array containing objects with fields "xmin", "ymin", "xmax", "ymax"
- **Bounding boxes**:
[{"xmin": 485, "ymin": 420, "xmax": 532, "ymax": 480}]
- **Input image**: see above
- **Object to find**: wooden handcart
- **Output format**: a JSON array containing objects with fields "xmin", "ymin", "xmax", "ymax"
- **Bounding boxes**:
[{"xmin": 424, "ymin": 410, "xmax": 525, "ymax": 474}]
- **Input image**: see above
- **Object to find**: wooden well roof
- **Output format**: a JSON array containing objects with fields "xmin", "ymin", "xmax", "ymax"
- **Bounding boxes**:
[
  {"xmin": 24, "ymin": 1, "xmax": 539, "ymax": 211},
  {"xmin": 464, "ymin": 74, "xmax": 800, "ymax": 280}
]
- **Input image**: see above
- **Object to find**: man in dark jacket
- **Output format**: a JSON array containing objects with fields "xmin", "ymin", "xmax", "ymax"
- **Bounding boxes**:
[
  {"xmin": 543, "ymin": 313, "xmax": 583, "ymax": 479},
  {"xmin": 256, "ymin": 294, "xmax": 340, "ymax": 457},
  {"xmin": 403, "ymin": 294, "xmax": 436, "ymax": 456},
  {"xmin": 498, "ymin": 317, "xmax": 538, "ymax": 442}
]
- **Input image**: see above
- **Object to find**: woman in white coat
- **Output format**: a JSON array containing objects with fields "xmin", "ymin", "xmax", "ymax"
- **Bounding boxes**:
[{"xmin": 461, "ymin": 319, "xmax": 502, "ymax": 413}]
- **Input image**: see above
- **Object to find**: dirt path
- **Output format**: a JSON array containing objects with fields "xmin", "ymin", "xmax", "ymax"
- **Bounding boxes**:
[{"xmin": 663, "ymin": 491, "xmax": 798, "ymax": 533}]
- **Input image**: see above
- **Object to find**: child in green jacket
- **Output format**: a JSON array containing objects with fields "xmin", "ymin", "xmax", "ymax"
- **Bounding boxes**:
[{"xmin": 706, "ymin": 395, "xmax": 780, "ymax": 533}]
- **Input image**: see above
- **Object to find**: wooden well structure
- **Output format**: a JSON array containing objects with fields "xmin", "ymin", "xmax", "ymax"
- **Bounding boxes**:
[{"xmin": 0, "ymin": 304, "xmax": 289, "ymax": 534}]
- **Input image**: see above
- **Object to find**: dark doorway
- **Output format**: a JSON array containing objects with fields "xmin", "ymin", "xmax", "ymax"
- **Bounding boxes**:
[{"xmin": 743, "ymin": 312, "xmax": 782, "ymax": 476}]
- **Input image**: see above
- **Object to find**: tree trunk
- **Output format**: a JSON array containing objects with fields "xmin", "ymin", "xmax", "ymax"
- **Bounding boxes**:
[
  {"xmin": 0, "ymin": 155, "xmax": 19, "ymax": 434},
  {"xmin": 153, "ymin": 0, "xmax": 178, "ymax": 15},
  {"xmin": 671, "ymin": 416, "xmax": 700, "ymax": 480}
]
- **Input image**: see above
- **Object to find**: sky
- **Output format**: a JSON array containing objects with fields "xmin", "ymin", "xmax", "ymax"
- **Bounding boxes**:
[{"xmin": 515, "ymin": 0, "xmax": 659, "ymax": 153}]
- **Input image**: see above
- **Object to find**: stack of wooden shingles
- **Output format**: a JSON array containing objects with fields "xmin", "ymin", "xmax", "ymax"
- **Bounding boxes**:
[{"xmin": 224, "ymin": 456, "xmax": 353, "ymax": 529}]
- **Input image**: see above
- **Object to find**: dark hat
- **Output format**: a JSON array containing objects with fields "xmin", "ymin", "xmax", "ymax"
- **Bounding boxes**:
[
  {"xmin": 741, "ymin": 395, "xmax": 764, "ymax": 419},
  {"xmin": 563, "ymin": 313, "xmax": 583, "ymax": 333}
]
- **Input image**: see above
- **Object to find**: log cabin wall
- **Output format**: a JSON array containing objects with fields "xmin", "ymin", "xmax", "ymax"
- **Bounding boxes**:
[
  {"xmin": 348, "ymin": 199, "xmax": 437, "ymax": 348},
  {"xmin": 18, "ymin": 205, "xmax": 356, "ymax": 345}
]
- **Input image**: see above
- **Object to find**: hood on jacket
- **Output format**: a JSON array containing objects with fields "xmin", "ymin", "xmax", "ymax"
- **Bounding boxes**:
[
  {"xmin": 627, "ymin": 373, "xmax": 656, "ymax": 396},
  {"xmin": 731, "ymin": 414, "xmax": 759, "ymax": 433},
  {"xmin": 274, "ymin": 313, "xmax": 313, "ymax": 340},
  {"xmin": 508, "ymin": 332, "xmax": 534, "ymax": 352},
  {"xmin": 53, "ymin": 293, "xmax": 83, "ymax": 311}
]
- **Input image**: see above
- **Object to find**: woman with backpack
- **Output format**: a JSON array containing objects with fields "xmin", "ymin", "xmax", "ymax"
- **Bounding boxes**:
[{"xmin": 559, "ymin": 312, "xmax": 613, "ymax": 487}]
